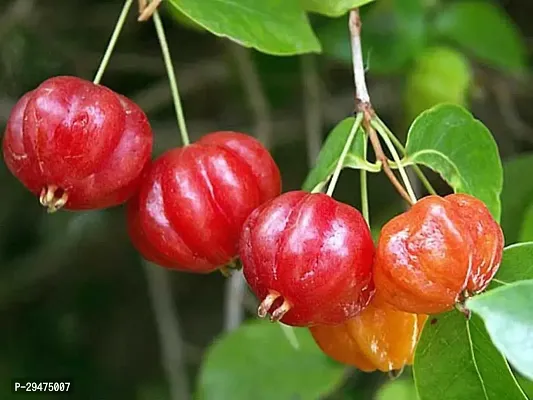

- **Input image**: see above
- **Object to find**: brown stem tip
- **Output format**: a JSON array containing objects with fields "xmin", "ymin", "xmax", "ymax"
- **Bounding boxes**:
[
  {"xmin": 388, "ymin": 366, "xmax": 405, "ymax": 380},
  {"xmin": 257, "ymin": 291, "xmax": 292, "ymax": 322},
  {"xmin": 39, "ymin": 185, "xmax": 68, "ymax": 213},
  {"xmin": 138, "ymin": 0, "xmax": 162, "ymax": 21},
  {"xmin": 270, "ymin": 300, "xmax": 291, "ymax": 322}
]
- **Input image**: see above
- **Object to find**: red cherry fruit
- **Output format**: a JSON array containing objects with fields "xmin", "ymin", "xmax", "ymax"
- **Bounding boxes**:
[
  {"xmin": 239, "ymin": 191, "xmax": 375, "ymax": 327},
  {"xmin": 373, "ymin": 194, "xmax": 504, "ymax": 315},
  {"xmin": 2, "ymin": 76, "xmax": 153, "ymax": 211},
  {"xmin": 127, "ymin": 131, "xmax": 281, "ymax": 274}
]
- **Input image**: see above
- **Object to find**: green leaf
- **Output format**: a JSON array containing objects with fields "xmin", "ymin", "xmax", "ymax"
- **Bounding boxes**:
[
  {"xmin": 434, "ymin": 1, "xmax": 526, "ymax": 73},
  {"xmin": 467, "ymin": 280, "xmax": 533, "ymax": 381},
  {"xmin": 517, "ymin": 375, "xmax": 533, "ymax": 398},
  {"xmin": 501, "ymin": 154, "xmax": 533, "ymax": 244},
  {"xmin": 198, "ymin": 320, "xmax": 345, "ymax": 400},
  {"xmin": 414, "ymin": 311, "xmax": 527, "ymax": 400},
  {"xmin": 167, "ymin": 0, "xmax": 321, "ymax": 56},
  {"xmin": 166, "ymin": 3, "xmax": 205, "ymax": 31},
  {"xmin": 493, "ymin": 242, "xmax": 533, "ymax": 287},
  {"xmin": 302, "ymin": 0, "xmax": 375, "ymax": 17},
  {"xmin": 376, "ymin": 379, "xmax": 418, "ymax": 400},
  {"xmin": 404, "ymin": 104, "xmax": 503, "ymax": 221},
  {"xmin": 317, "ymin": 0, "xmax": 427, "ymax": 74},
  {"xmin": 302, "ymin": 117, "xmax": 375, "ymax": 192},
  {"xmin": 404, "ymin": 46, "xmax": 472, "ymax": 124}
]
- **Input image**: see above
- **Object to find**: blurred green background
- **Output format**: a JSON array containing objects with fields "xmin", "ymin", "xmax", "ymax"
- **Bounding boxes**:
[{"xmin": 0, "ymin": 0, "xmax": 532, "ymax": 399}]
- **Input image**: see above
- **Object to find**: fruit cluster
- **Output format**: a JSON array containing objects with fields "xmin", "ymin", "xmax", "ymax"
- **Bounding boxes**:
[{"xmin": 2, "ymin": 76, "xmax": 504, "ymax": 374}]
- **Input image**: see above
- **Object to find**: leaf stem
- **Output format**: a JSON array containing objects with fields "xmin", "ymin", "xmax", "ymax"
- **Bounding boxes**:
[
  {"xmin": 375, "ymin": 117, "xmax": 437, "ymax": 196},
  {"xmin": 93, "ymin": 0, "xmax": 134, "ymax": 85},
  {"xmin": 349, "ymin": 9, "xmax": 415, "ymax": 206},
  {"xmin": 372, "ymin": 119, "xmax": 417, "ymax": 203},
  {"xmin": 366, "ymin": 119, "xmax": 415, "ymax": 205},
  {"xmin": 360, "ymin": 134, "xmax": 370, "ymax": 225},
  {"xmin": 349, "ymin": 10, "xmax": 370, "ymax": 104},
  {"xmin": 325, "ymin": 113, "xmax": 363, "ymax": 197},
  {"xmin": 153, "ymin": 10, "xmax": 190, "ymax": 146}
]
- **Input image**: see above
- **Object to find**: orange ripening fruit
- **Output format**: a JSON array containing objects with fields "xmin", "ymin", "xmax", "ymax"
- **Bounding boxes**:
[
  {"xmin": 373, "ymin": 194, "xmax": 503, "ymax": 315},
  {"xmin": 309, "ymin": 295, "xmax": 427, "ymax": 372},
  {"xmin": 445, "ymin": 194, "xmax": 504, "ymax": 293}
]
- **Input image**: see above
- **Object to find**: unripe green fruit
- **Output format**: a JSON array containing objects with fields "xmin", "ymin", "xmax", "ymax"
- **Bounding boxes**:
[{"xmin": 405, "ymin": 46, "xmax": 473, "ymax": 124}]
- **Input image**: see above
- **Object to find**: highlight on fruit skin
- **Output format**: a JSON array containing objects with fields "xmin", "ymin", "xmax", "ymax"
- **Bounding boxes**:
[
  {"xmin": 309, "ymin": 295, "xmax": 427, "ymax": 373},
  {"xmin": 373, "ymin": 193, "xmax": 504, "ymax": 315},
  {"xmin": 127, "ymin": 131, "xmax": 281, "ymax": 274},
  {"xmin": 2, "ymin": 76, "xmax": 153, "ymax": 212},
  {"xmin": 239, "ymin": 190, "xmax": 376, "ymax": 327}
]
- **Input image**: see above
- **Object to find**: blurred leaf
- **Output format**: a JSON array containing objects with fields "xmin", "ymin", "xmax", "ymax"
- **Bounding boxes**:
[
  {"xmin": 376, "ymin": 378, "xmax": 418, "ymax": 400},
  {"xmin": 414, "ymin": 311, "xmax": 526, "ymax": 400},
  {"xmin": 302, "ymin": 117, "xmax": 376, "ymax": 192},
  {"xmin": 434, "ymin": 1, "xmax": 526, "ymax": 73},
  {"xmin": 252, "ymin": 53, "xmax": 302, "ymax": 109},
  {"xmin": 137, "ymin": 381, "xmax": 170, "ymax": 400},
  {"xmin": 404, "ymin": 46, "xmax": 472, "ymax": 123},
  {"xmin": 404, "ymin": 104, "xmax": 502, "ymax": 221},
  {"xmin": 0, "ymin": 27, "xmax": 72, "ymax": 95},
  {"xmin": 317, "ymin": 0, "xmax": 427, "ymax": 74},
  {"xmin": 492, "ymin": 243, "xmax": 533, "ymax": 287},
  {"xmin": 467, "ymin": 280, "xmax": 533, "ymax": 381},
  {"xmin": 302, "ymin": 0, "xmax": 375, "ymax": 17},
  {"xmin": 519, "ymin": 203, "xmax": 533, "ymax": 243},
  {"xmin": 167, "ymin": 0, "xmax": 321, "ymax": 55},
  {"xmin": 501, "ymin": 154, "xmax": 533, "ymax": 244},
  {"xmin": 198, "ymin": 320, "xmax": 345, "ymax": 400}
]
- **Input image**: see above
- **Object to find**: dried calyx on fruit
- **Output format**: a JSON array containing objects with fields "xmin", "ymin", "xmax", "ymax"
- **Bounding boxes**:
[
  {"xmin": 374, "ymin": 193, "xmax": 504, "ymax": 315},
  {"xmin": 239, "ymin": 190, "xmax": 375, "ymax": 327},
  {"xmin": 127, "ymin": 131, "xmax": 281, "ymax": 274},
  {"xmin": 2, "ymin": 76, "xmax": 153, "ymax": 212},
  {"xmin": 310, "ymin": 294, "xmax": 427, "ymax": 373}
]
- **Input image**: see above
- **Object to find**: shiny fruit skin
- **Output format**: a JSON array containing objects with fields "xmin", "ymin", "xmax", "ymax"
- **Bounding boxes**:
[
  {"xmin": 445, "ymin": 194, "xmax": 504, "ymax": 293},
  {"xmin": 127, "ymin": 131, "xmax": 281, "ymax": 274},
  {"xmin": 310, "ymin": 295, "xmax": 427, "ymax": 372},
  {"xmin": 2, "ymin": 76, "xmax": 153, "ymax": 210},
  {"xmin": 374, "ymin": 194, "xmax": 503, "ymax": 315},
  {"xmin": 239, "ymin": 191, "xmax": 375, "ymax": 327}
]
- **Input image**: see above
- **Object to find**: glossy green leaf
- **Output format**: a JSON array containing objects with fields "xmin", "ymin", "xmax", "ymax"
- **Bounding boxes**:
[
  {"xmin": 414, "ymin": 311, "xmax": 527, "ymax": 400},
  {"xmin": 404, "ymin": 46, "xmax": 472, "ymax": 124},
  {"xmin": 434, "ymin": 1, "xmax": 526, "ymax": 73},
  {"xmin": 198, "ymin": 320, "xmax": 345, "ymax": 400},
  {"xmin": 302, "ymin": 117, "xmax": 375, "ymax": 192},
  {"xmin": 517, "ymin": 375, "xmax": 533, "ymax": 398},
  {"xmin": 501, "ymin": 154, "xmax": 533, "ymax": 244},
  {"xmin": 317, "ymin": 0, "xmax": 427, "ymax": 74},
  {"xmin": 166, "ymin": 3, "xmax": 205, "ymax": 31},
  {"xmin": 167, "ymin": 0, "xmax": 321, "ymax": 56},
  {"xmin": 302, "ymin": 0, "xmax": 375, "ymax": 17},
  {"xmin": 404, "ymin": 104, "xmax": 503, "ymax": 221},
  {"xmin": 493, "ymin": 242, "xmax": 533, "ymax": 287},
  {"xmin": 467, "ymin": 280, "xmax": 533, "ymax": 381}
]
